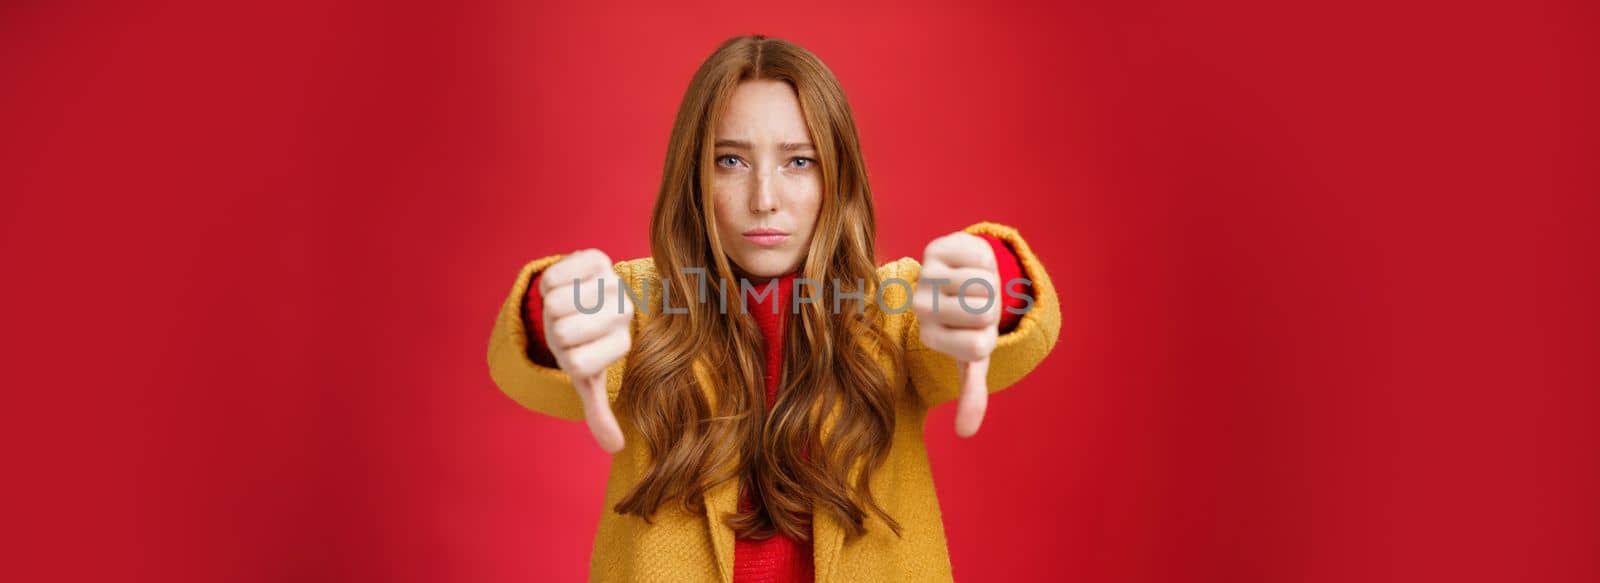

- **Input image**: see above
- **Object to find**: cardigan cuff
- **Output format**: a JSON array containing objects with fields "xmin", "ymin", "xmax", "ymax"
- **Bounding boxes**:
[{"xmin": 522, "ymin": 272, "xmax": 560, "ymax": 368}]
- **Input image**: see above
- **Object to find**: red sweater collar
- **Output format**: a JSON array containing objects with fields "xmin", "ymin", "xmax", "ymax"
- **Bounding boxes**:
[{"xmin": 742, "ymin": 271, "xmax": 796, "ymax": 407}]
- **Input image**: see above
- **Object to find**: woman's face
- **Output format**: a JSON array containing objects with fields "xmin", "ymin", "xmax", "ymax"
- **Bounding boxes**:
[{"xmin": 710, "ymin": 79, "xmax": 822, "ymax": 279}]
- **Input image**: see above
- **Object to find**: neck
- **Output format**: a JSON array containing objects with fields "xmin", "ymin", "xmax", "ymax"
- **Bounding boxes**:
[{"xmin": 729, "ymin": 265, "xmax": 799, "ymax": 285}]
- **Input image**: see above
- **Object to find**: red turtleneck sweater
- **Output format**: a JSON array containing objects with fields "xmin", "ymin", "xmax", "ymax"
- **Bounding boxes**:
[{"xmin": 522, "ymin": 236, "xmax": 1027, "ymax": 582}]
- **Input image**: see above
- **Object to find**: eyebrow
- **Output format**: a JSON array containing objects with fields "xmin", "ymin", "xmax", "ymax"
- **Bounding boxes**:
[{"xmin": 714, "ymin": 139, "xmax": 816, "ymax": 152}]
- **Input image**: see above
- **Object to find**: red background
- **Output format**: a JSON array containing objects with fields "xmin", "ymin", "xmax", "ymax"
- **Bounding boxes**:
[{"xmin": 3, "ymin": 1, "xmax": 1597, "ymax": 581}]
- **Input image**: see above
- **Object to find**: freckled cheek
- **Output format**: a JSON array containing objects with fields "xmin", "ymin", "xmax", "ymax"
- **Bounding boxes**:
[
  {"xmin": 709, "ymin": 186, "xmax": 743, "ymax": 245},
  {"xmin": 710, "ymin": 184, "xmax": 732, "ymax": 211},
  {"xmin": 788, "ymin": 176, "xmax": 823, "ymax": 229},
  {"xmin": 776, "ymin": 171, "xmax": 820, "ymax": 200}
]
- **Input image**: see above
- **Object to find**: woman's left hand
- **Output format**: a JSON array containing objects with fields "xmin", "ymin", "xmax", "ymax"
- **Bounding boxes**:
[{"xmin": 913, "ymin": 231, "xmax": 1001, "ymax": 438}]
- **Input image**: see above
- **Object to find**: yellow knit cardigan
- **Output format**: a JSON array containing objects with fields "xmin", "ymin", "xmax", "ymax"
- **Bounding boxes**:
[{"xmin": 486, "ymin": 221, "xmax": 1061, "ymax": 582}]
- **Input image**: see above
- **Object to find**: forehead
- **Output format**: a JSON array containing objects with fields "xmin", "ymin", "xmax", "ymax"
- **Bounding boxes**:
[{"xmin": 716, "ymin": 80, "xmax": 812, "ymax": 142}]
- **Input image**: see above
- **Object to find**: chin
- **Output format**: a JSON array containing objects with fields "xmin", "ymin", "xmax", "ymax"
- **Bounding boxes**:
[
  {"xmin": 735, "ymin": 263, "xmax": 788, "ymax": 279},
  {"xmin": 730, "ymin": 251, "xmax": 801, "ymax": 279}
]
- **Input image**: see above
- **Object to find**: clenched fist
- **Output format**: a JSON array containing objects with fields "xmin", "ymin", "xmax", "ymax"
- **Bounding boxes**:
[
  {"xmin": 913, "ymin": 232, "xmax": 1002, "ymax": 438},
  {"xmin": 538, "ymin": 249, "xmax": 634, "ymax": 454}
]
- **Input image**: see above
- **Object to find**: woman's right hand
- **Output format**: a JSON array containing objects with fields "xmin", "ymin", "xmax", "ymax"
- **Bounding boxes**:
[{"xmin": 537, "ymin": 249, "xmax": 633, "ymax": 454}]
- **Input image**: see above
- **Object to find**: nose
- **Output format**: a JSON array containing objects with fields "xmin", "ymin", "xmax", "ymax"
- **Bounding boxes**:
[{"xmin": 751, "ymin": 168, "xmax": 778, "ymax": 214}]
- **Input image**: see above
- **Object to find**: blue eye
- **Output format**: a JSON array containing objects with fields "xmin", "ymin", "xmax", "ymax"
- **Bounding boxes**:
[
  {"xmin": 716, "ymin": 155, "xmax": 744, "ymax": 169},
  {"xmin": 789, "ymin": 157, "xmax": 816, "ymax": 169}
]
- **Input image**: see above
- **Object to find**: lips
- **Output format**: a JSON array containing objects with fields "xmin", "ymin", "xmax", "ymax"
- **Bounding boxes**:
[{"xmin": 742, "ymin": 228, "xmax": 790, "ymax": 247}]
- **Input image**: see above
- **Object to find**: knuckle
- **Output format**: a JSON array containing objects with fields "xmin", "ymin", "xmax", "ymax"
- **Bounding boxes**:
[
  {"xmin": 539, "ymin": 280, "xmax": 561, "ymax": 300},
  {"xmin": 569, "ymin": 249, "xmax": 601, "ymax": 271},
  {"xmin": 554, "ymin": 255, "xmax": 581, "ymax": 275},
  {"xmin": 543, "ymin": 297, "xmax": 570, "ymax": 318},
  {"xmin": 585, "ymin": 252, "xmax": 610, "ymax": 271},
  {"xmin": 548, "ymin": 320, "xmax": 570, "ymax": 346},
  {"xmin": 568, "ymin": 351, "xmax": 595, "ymax": 378},
  {"xmin": 910, "ymin": 293, "xmax": 929, "ymax": 315},
  {"xmin": 605, "ymin": 336, "xmax": 628, "ymax": 362},
  {"xmin": 966, "ymin": 335, "xmax": 987, "ymax": 359},
  {"xmin": 946, "ymin": 302, "xmax": 971, "ymax": 323}
]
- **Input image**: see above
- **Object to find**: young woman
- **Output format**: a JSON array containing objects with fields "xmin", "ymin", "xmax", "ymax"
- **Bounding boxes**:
[{"xmin": 487, "ymin": 35, "xmax": 1061, "ymax": 582}]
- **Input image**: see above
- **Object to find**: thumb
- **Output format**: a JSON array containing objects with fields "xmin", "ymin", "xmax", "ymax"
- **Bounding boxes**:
[
  {"xmin": 578, "ymin": 370, "xmax": 625, "ymax": 454},
  {"xmin": 954, "ymin": 357, "xmax": 990, "ymax": 438}
]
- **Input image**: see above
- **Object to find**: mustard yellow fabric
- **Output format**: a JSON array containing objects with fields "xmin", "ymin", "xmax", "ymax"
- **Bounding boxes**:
[{"xmin": 486, "ymin": 221, "xmax": 1062, "ymax": 582}]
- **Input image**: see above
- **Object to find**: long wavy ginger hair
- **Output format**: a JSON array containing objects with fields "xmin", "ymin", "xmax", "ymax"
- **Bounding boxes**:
[{"xmin": 613, "ymin": 35, "xmax": 905, "ymax": 542}]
